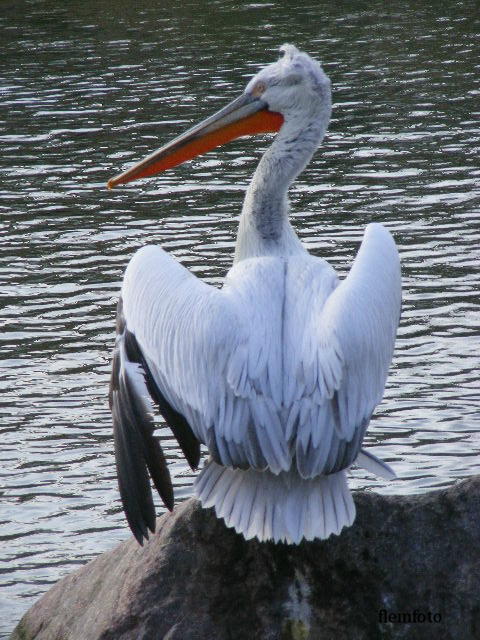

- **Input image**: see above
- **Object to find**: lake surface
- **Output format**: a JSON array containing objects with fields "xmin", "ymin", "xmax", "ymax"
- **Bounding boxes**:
[{"xmin": 1, "ymin": 0, "xmax": 479, "ymax": 635}]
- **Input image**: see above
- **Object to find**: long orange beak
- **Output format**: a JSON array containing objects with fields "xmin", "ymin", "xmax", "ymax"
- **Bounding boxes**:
[{"xmin": 107, "ymin": 93, "xmax": 283, "ymax": 189}]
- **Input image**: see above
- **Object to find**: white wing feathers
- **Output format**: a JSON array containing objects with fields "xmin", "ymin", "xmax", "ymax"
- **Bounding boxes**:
[
  {"xmin": 291, "ymin": 223, "xmax": 401, "ymax": 476},
  {"xmin": 123, "ymin": 245, "xmax": 238, "ymax": 438},
  {"xmin": 118, "ymin": 222, "xmax": 400, "ymax": 488},
  {"xmin": 356, "ymin": 448, "xmax": 396, "ymax": 480},
  {"xmin": 321, "ymin": 222, "xmax": 401, "ymax": 430}
]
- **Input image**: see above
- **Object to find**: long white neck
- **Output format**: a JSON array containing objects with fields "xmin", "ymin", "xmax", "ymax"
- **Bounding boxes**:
[{"xmin": 234, "ymin": 109, "xmax": 330, "ymax": 262}]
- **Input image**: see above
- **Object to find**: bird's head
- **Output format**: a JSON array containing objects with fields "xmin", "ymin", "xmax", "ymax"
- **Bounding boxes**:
[
  {"xmin": 108, "ymin": 45, "xmax": 330, "ymax": 189},
  {"xmin": 245, "ymin": 44, "xmax": 331, "ymax": 121}
]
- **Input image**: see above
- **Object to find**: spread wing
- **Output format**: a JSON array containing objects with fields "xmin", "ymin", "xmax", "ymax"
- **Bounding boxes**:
[
  {"xmin": 109, "ymin": 245, "xmax": 240, "ymax": 542},
  {"xmin": 286, "ymin": 222, "xmax": 402, "ymax": 477}
]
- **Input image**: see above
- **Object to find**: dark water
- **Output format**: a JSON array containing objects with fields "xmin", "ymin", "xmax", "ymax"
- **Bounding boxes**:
[{"xmin": 1, "ymin": 0, "xmax": 479, "ymax": 634}]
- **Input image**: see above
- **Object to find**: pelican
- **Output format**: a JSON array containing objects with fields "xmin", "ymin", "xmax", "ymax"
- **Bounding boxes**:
[{"xmin": 107, "ymin": 45, "xmax": 401, "ymax": 545}]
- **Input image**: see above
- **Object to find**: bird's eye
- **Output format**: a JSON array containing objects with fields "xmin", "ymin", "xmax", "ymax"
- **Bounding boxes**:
[
  {"xmin": 251, "ymin": 81, "xmax": 266, "ymax": 97},
  {"xmin": 279, "ymin": 49, "xmax": 286, "ymax": 58}
]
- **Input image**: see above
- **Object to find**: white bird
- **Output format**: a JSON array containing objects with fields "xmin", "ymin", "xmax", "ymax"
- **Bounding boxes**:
[{"xmin": 107, "ymin": 45, "xmax": 401, "ymax": 546}]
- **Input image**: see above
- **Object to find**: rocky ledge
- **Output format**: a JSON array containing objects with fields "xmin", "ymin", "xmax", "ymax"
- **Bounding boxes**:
[{"xmin": 11, "ymin": 476, "xmax": 480, "ymax": 640}]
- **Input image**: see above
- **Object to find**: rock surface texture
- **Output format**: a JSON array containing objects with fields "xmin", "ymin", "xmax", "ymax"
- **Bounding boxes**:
[{"xmin": 11, "ymin": 476, "xmax": 480, "ymax": 640}]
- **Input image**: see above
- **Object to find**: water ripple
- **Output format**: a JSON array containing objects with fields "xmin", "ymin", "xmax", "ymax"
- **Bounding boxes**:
[{"xmin": 1, "ymin": 0, "xmax": 479, "ymax": 636}]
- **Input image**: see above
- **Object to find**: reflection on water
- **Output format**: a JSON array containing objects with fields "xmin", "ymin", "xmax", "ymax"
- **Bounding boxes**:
[{"xmin": 1, "ymin": 0, "xmax": 479, "ymax": 634}]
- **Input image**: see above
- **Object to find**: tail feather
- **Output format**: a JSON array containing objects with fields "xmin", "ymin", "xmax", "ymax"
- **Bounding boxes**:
[
  {"xmin": 195, "ymin": 461, "xmax": 356, "ymax": 544},
  {"xmin": 195, "ymin": 461, "xmax": 224, "ymax": 508}
]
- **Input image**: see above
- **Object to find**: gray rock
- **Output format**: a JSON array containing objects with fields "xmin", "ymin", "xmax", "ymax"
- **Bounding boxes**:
[{"xmin": 10, "ymin": 476, "xmax": 480, "ymax": 640}]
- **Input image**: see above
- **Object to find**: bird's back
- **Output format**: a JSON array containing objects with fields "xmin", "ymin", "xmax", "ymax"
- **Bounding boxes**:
[{"xmin": 216, "ymin": 252, "xmax": 352, "ymax": 476}]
